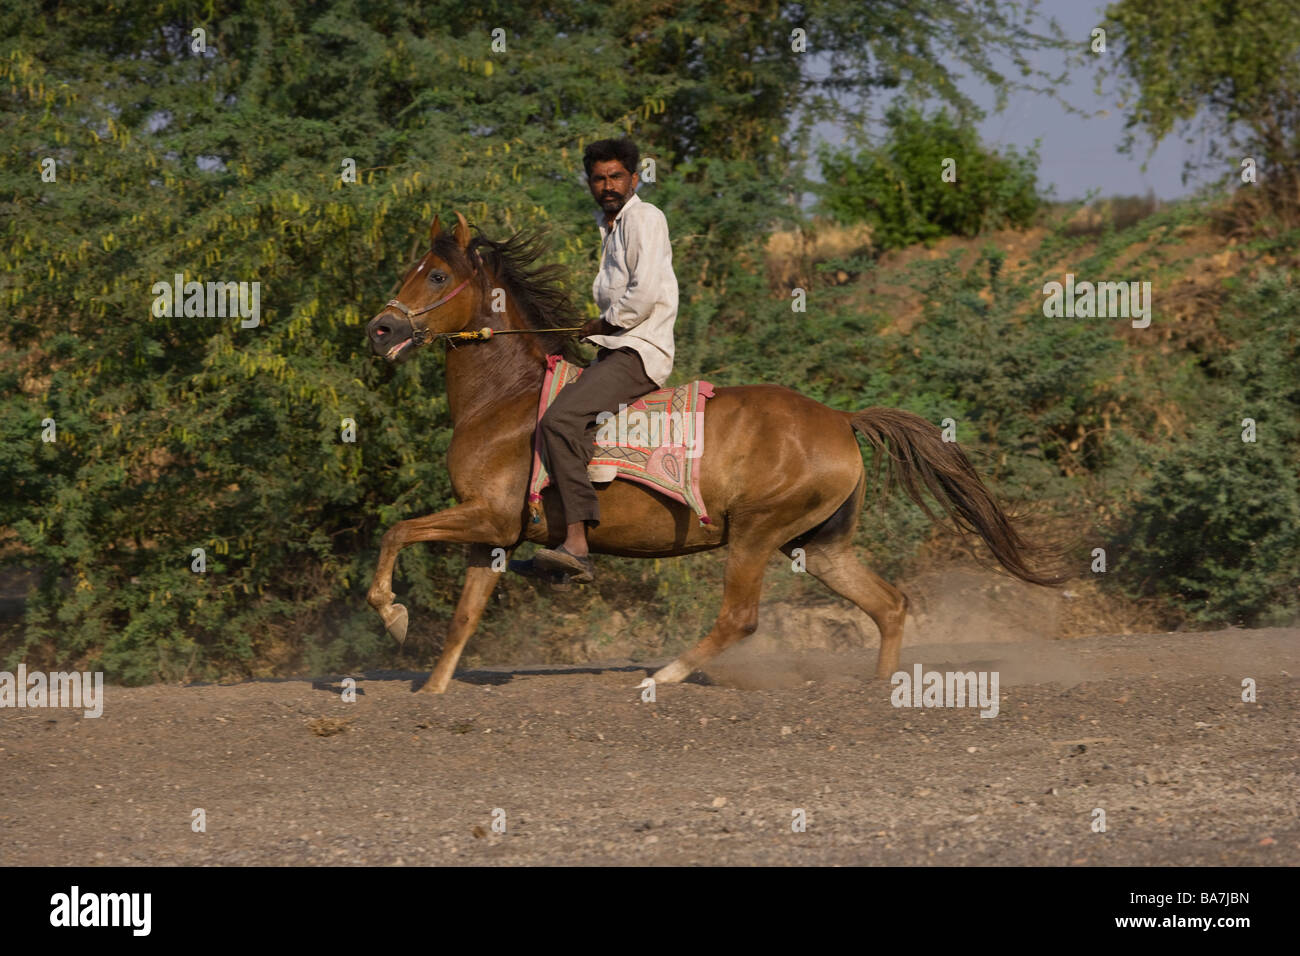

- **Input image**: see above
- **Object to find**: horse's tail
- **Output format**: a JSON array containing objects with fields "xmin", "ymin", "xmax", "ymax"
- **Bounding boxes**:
[{"xmin": 849, "ymin": 406, "xmax": 1066, "ymax": 586}]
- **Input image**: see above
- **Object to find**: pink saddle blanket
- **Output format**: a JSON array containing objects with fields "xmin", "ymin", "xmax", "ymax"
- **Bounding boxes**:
[{"xmin": 528, "ymin": 354, "xmax": 714, "ymax": 525}]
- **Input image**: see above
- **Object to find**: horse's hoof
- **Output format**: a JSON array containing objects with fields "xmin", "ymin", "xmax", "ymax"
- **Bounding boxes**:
[
  {"xmin": 382, "ymin": 604, "xmax": 409, "ymax": 644},
  {"xmin": 652, "ymin": 659, "xmax": 692, "ymax": 684},
  {"xmin": 418, "ymin": 675, "xmax": 446, "ymax": 694}
]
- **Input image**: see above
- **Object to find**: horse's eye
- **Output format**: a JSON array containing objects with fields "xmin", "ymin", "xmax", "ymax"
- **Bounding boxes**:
[{"xmin": 430, "ymin": 271, "xmax": 447, "ymax": 284}]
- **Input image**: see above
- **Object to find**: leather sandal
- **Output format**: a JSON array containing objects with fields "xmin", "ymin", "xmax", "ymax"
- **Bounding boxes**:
[{"xmin": 532, "ymin": 544, "xmax": 595, "ymax": 583}]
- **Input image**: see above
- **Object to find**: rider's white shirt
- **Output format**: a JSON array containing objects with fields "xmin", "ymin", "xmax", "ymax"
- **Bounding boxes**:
[{"xmin": 587, "ymin": 192, "xmax": 678, "ymax": 387}]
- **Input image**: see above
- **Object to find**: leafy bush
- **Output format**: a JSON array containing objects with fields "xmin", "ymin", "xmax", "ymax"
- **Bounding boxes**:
[
  {"xmin": 816, "ymin": 103, "xmax": 1041, "ymax": 250},
  {"xmin": 1114, "ymin": 276, "xmax": 1300, "ymax": 626}
]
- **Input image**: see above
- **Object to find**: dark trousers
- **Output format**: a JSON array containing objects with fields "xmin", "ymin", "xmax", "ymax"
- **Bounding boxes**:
[{"xmin": 538, "ymin": 347, "xmax": 658, "ymax": 527}]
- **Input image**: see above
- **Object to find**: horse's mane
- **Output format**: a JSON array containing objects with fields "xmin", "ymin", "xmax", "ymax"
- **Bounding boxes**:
[{"xmin": 432, "ymin": 226, "xmax": 586, "ymax": 365}]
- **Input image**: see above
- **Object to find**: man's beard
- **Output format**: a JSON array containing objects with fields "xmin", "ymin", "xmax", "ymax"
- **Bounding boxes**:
[{"xmin": 600, "ymin": 190, "xmax": 629, "ymax": 213}]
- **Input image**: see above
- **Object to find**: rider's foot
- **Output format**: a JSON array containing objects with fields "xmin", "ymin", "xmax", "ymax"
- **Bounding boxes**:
[{"xmin": 533, "ymin": 544, "xmax": 595, "ymax": 583}]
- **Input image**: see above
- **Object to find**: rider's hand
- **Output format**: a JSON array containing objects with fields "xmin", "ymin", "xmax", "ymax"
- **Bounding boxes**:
[{"xmin": 579, "ymin": 317, "xmax": 615, "ymax": 340}]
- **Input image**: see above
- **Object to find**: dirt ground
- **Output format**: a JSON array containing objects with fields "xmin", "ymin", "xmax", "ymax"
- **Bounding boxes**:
[{"xmin": 1, "ymin": 625, "xmax": 1295, "ymax": 866}]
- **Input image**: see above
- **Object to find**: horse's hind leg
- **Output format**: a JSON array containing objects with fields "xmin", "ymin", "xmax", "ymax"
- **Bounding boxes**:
[
  {"xmin": 782, "ymin": 539, "xmax": 908, "ymax": 679},
  {"xmin": 652, "ymin": 537, "xmax": 774, "ymax": 685},
  {"xmin": 421, "ymin": 543, "xmax": 514, "ymax": 694}
]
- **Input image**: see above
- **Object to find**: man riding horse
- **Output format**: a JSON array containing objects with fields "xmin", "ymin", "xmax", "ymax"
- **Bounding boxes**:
[
  {"xmin": 362, "ymin": 142, "xmax": 1062, "ymax": 694},
  {"xmin": 531, "ymin": 137, "xmax": 677, "ymax": 584}
]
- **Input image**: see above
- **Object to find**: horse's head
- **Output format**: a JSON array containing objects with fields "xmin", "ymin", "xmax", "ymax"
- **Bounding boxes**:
[{"xmin": 367, "ymin": 211, "xmax": 483, "ymax": 362}]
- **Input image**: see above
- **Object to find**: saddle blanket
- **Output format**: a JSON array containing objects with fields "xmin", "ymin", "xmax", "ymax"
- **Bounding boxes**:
[{"xmin": 528, "ymin": 354, "xmax": 714, "ymax": 525}]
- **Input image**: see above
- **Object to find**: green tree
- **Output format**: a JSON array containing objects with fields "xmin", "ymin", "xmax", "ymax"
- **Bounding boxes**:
[
  {"xmin": 1098, "ymin": 0, "xmax": 1300, "ymax": 223},
  {"xmin": 0, "ymin": 1, "xmax": 666, "ymax": 681}
]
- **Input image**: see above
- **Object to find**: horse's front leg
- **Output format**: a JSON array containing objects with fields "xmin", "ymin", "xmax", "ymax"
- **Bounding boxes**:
[
  {"xmin": 422, "ymin": 542, "xmax": 516, "ymax": 694},
  {"xmin": 366, "ymin": 501, "xmax": 515, "ymax": 645}
]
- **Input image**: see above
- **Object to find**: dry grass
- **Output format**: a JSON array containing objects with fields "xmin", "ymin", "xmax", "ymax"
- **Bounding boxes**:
[
  {"xmin": 1061, "ymin": 194, "xmax": 1162, "ymax": 236},
  {"xmin": 765, "ymin": 219, "xmax": 873, "ymax": 291}
]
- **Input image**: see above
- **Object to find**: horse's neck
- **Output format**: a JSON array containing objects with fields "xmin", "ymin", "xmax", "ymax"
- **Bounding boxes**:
[{"xmin": 444, "ymin": 304, "xmax": 550, "ymax": 428}]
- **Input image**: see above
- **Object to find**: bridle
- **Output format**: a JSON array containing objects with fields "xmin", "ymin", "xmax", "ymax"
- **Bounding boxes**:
[
  {"xmin": 383, "ymin": 276, "xmax": 474, "ymax": 347},
  {"xmin": 379, "ymin": 266, "xmax": 587, "ymax": 350}
]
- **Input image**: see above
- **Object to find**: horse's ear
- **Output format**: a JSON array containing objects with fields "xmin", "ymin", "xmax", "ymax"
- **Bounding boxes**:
[
  {"xmin": 430, "ymin": 215, "xmax": 442, "ymax": 244},
  {"xmin": 454, "ymin": 211, "xmax": 472, "ymax": 250}
]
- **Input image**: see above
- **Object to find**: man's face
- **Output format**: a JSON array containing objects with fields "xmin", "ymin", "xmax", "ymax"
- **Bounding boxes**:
[{"xmin": 588, "ymin": 159, "xmax": 639, "ymax": 217}]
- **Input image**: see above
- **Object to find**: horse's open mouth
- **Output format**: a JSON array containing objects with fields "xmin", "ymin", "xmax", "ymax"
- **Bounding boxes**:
[{"xmin": 384, "ymin": 337, "xmax": 414, "ymax": 361}]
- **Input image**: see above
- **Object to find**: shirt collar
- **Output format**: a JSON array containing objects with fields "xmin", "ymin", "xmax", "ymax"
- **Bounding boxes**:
[{"xmin": 596, "ymin": 191, "xmax": 641, "ymax": 233}]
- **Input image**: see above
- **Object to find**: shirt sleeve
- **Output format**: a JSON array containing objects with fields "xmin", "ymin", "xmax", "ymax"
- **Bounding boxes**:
[{"xmin": 601, "ymin": 207, "xmax": 671, "ymax": 330}]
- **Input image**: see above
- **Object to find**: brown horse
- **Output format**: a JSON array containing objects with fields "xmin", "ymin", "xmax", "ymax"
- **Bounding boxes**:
[{"xmin": 365, "ymin": 212, "xmax": 1059, "ymax": 693}]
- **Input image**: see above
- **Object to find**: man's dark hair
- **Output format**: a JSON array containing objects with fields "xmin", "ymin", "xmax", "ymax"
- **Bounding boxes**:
[{"xmin": 583, "ymin": 138, "xmax": 640, "ymax": 178}]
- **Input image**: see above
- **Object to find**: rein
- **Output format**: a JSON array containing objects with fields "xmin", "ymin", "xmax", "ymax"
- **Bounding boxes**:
[{"xmin": 433, "ymin": 324, "xmax": 587, "ymax": 346}]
